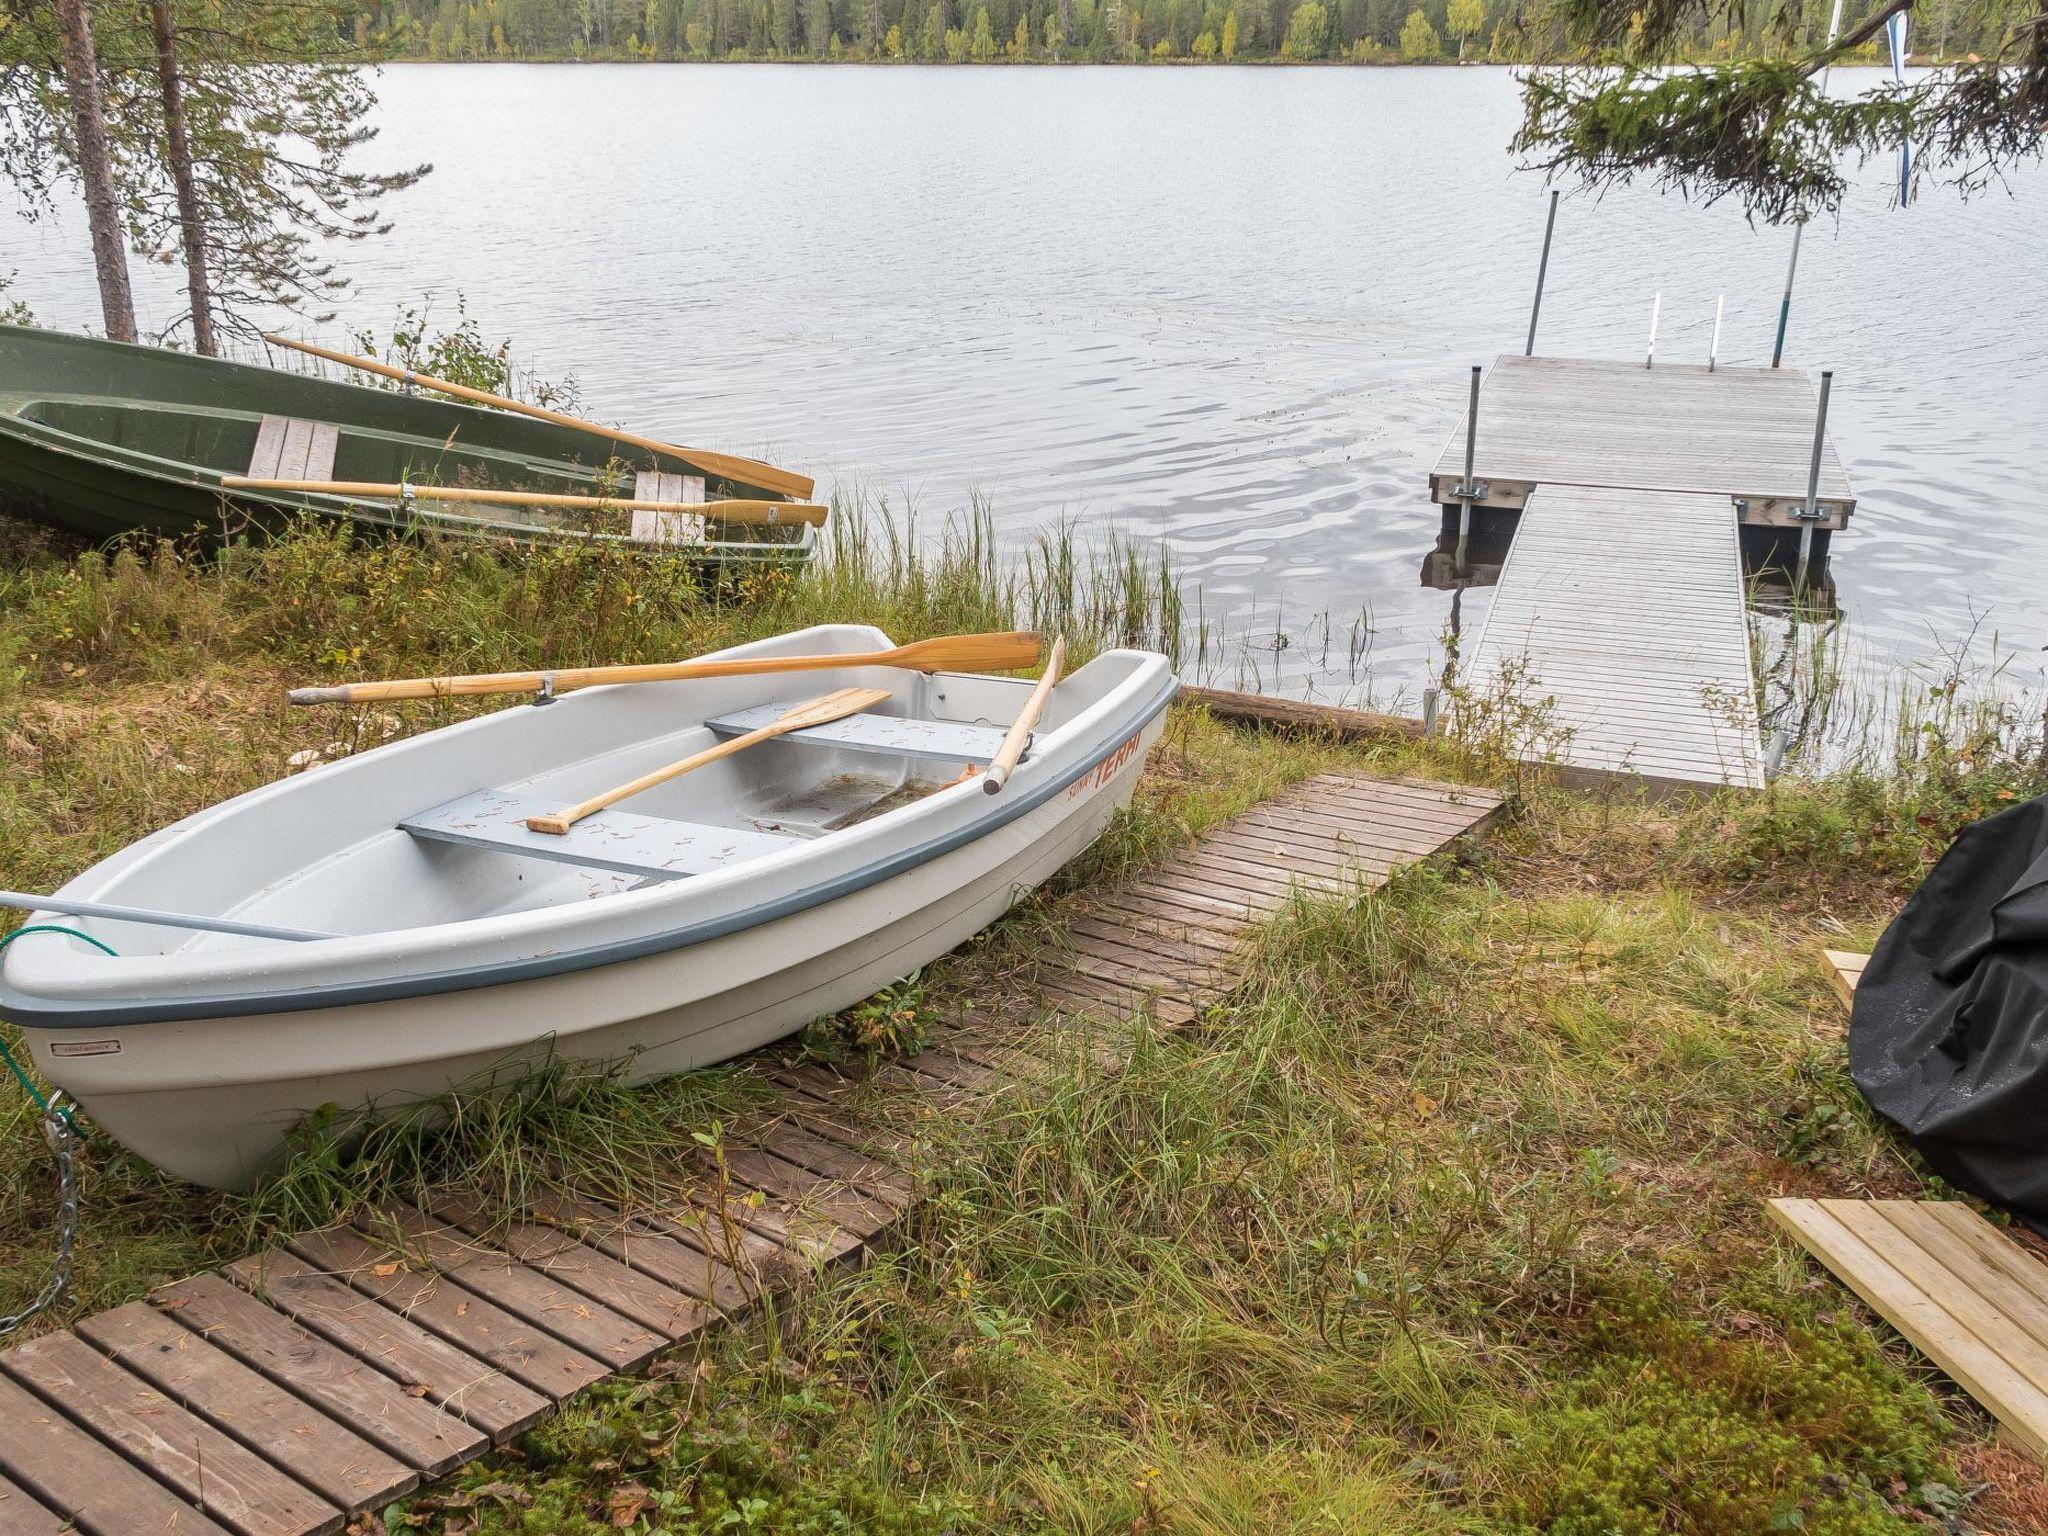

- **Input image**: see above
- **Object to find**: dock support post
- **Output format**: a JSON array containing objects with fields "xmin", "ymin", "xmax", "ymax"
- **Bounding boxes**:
[
  {"xmin": 1452, "ymin": 365, "xmax": 1484, "ymax": 573},
  {"xmin": 1644, "ymin": 292, "xmax": 1662, "ymax": 369},
  {"xmin": 1794, "ymin": 369, "xmax": 1834, "ymax": 594},
  {"xmin": 1709, "ymin": 296, "xmax": 1724, "ymax": 372},
  {"xmin": 1525, "ymin": 189, "xmax": 1558, "ymax": 357}
]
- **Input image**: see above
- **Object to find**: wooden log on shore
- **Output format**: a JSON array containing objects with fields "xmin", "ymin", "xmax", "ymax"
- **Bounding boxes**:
[{"xmin": 1181, "ymin": 686, "xmax": 1426, "ymax": 744}]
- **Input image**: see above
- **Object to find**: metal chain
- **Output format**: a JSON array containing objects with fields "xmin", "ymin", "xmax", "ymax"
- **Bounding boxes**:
[{"xmin": 0, "ymin": 1096, "xmax": 77, "ymax": 1336}]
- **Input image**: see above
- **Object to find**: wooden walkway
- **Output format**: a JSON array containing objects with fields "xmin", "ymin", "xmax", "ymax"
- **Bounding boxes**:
[
  {"xmin": 1772, "ymin": 1199, "xmax": 2048, "ymax": 1464},
  {"xmin": 1466, "ymin": 485, "xmax": 1765, "ymax": 790},
  {"xmin": 0, "ymin": 771, "xmax": 1502, "ymax": 1536}
]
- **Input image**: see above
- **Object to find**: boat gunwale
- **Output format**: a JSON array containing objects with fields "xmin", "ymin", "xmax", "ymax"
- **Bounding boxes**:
[{"xmin": 0, "ymin": 667, "xmax": 1179, "ymax": 1030}]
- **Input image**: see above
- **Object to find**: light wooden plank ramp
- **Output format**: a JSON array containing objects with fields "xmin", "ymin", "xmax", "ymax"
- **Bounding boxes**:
[
  {"xmin": 1467, "ymin": 485, "xmax": 1764, "ymax": 790},
  {"xmin": 1770, "ymin": 1198, "xmax": 2048, "ymax": 1463},
  {"xmin": 0, "ymin": 770, "xmax": 1502, "ymax": 1536},
  {"xmin": 1824, "ymin": 949, "xmax": 1869, "ymax": 1011}
]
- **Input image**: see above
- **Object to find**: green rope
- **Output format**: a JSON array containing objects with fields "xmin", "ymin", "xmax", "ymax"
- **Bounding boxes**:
[{"xmin": 0, "ymin": 926, "xmax": 119, "ymax": 1126}]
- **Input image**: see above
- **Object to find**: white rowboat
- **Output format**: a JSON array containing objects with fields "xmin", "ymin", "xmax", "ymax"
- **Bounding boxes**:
[{"xmin": 1, "ymin": 626, "xmax": 1175, "ymax": 1189}]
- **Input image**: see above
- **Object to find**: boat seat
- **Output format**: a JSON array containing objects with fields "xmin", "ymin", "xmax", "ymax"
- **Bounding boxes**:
[
  {"xmin": 248, "ymin": 415, "xmax": 340, "ymax": 481},
  {"xmin": 630, "ymin": 471, "xmax": 705, "ymax": 546},
  {"xmin": 400, "ymin": 788, "xmax": 798, "ymax": 881},
  {"xmin": 704, "ymin": 706, "xmax": 1020, "ymax": 766}
]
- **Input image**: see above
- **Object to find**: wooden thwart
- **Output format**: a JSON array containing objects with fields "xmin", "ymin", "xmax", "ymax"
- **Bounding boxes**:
[
  {"xmin": 1769, "ymin": 1198, "xmax": 2048, "ymax": 1462},
  {"xmin": 0, "ymin": 767, "xmax": 1504, "ymax": 1536}
]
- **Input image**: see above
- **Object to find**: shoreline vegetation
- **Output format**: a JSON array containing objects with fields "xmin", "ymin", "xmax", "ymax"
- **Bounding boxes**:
[
  {"xmin": 4, "ymin": 500, "xmax": 2048, "ymax": 1531},
  {"xmin": 342, "ymin": 0, "xmax": 1950, "ymax": 68}
]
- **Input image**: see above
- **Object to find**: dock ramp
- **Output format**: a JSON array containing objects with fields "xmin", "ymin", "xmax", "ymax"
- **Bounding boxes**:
[{"xmin": 1466, "ymin": 485, "xmax": 1764, "ymax": 791}]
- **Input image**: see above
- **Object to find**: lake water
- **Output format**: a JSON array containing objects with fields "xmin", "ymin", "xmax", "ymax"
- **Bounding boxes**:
[{"xmin": 7, "ymin": 64, "xmax": 2044, "ymax": 712}]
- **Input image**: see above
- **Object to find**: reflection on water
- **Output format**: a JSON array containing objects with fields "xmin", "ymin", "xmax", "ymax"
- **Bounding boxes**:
[{"xmin": 6, "ymin": 64, "xmax": 2043, "ymax": 711}]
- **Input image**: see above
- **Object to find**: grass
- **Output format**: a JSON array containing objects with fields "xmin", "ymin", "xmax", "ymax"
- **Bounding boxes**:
[{"xmin": 4, "ymin": 510, "xmax": 2048, "ymax": 1533}]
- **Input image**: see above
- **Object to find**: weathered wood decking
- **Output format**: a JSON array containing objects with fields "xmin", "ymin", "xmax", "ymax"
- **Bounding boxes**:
[
  {"xmin": 0, "ymin": 771, "xmax": 1502, "ymax": 1536},
  {"xmin": 1771, "ymin": 1199, "xmax": 2048, "ymax": 1464},
  {"xmin": 1468, "ymin": 485, "xmax": 1765, "ymax": 790},
  {"xmin": 1428, "ymin": 355, "xmax": 1855, "ymax": 527}
]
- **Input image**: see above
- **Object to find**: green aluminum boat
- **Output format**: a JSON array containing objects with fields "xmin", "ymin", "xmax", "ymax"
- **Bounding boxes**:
[{"xmin": 0, "ymin": 326, "xmax": 818, "ymax": 563}]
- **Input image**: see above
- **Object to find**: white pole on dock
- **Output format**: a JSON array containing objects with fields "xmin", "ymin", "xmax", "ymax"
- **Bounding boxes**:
[
  {"xmin": 1794, "ymin": 369, "xmax": 1835, "ymax": 594},
  {"xmin": 1526, "ymin": 189, "xmax": 1559, "ymax": 357},
  {"xmin": 1644, "ymin": 292, "xmax": 1662, "ymax": 369},
  {"xmin": 1773, "ymin": 0, "xmax": 1846, "ymax": 367},
  {"xmin": 1709, "ymin": 296, "xmax": 1725, "ymax": 371}
]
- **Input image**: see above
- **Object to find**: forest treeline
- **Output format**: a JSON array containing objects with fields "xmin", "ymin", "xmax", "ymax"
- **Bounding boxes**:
[{"xmin": 350, "ymin": 0, "xmax": 2014, "ymax": 63}]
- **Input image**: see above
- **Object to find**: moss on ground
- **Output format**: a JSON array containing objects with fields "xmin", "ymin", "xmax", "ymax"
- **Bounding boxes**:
[{"xmin": 3, "ymin": 517, "xmax": 2045, "ymax": 1533}]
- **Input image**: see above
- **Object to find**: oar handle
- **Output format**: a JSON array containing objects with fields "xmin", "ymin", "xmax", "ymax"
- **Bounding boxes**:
[{"xmin": 983, "ymin": 636, "xmax": 1066, "ymax": 795}]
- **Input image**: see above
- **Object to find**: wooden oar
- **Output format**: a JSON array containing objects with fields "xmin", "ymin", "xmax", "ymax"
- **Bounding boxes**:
[
  {"xmin": 220, "ymin": 475, "xmax": 827, "ymax": 529},
  {"xmin": 288, "ymin": 630, "xmax": 1042, "ymax": 706},
  {"xmin": 527, "ymin": 687, "xmax": 891, "ymax": 836},
  {"xmin": 262, "ymin": 333, "xmax": 815, "ymax": 500},
  {"xmin": 982, "ymin": 634, "xmax": 1066, "ymax": 795}
]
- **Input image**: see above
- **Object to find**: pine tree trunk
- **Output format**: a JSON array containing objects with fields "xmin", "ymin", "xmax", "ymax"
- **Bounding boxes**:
[
  {"xmin": 147, "ymin": 0, "xmax": 216, "ymax": 355},
  {"xmin": 1056, "ymin": 0, "xmax": 1070, "ymax": 46},
  {"xmin": 867, "ymin": 0, "xmax": 881, "ymax": 50},
  {"xmin": 53, "ymin": 0, "xmax": 136, "ymax": 342}
]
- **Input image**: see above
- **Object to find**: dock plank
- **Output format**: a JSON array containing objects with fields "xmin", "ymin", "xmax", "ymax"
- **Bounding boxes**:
[
  {"xmin": 285, "ymin": 1226, "xmax": 610, "ymax": 1400},
  {"xmin": 75, "ymin": 1302, "xmax": 417, "ymax": 1516},
  {"xmin": 225, "ymin": 1251, "xmax": 549, "ymax": 1442},
  {"xmin": 0, "ymin": 1372, "xmax": 232, "ymax": 1536},
  {"xmin": 152, "ymin": 1271, "xmax": 484, "ymax": 1475},
  {"xmin": 0, "ymin": 1471, "xmax": 67, "ymax": 1536},
  {"xmin": 0, "ymin": 1331, "xmax": 341, "ymax": 1536},
  {"xmin": 1430, "ymin": 355, "xmax": 1854, "ymax": 521}
]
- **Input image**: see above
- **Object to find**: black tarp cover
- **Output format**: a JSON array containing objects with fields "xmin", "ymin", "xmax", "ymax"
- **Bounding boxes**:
[{"xmin": 1851, "ymin": 793, "xmax": 2048, "ymax": 1229}]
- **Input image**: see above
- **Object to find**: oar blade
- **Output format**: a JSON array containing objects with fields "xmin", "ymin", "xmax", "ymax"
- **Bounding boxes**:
[{"xmin": 890, "ymin": 631, "xmax": 1043, "ymax": 674}]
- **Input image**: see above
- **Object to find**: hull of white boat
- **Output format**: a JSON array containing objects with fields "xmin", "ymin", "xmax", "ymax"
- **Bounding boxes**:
[{"xmin": 1, "ymin": 626, "xmax": 1173, "ymax": 1189}]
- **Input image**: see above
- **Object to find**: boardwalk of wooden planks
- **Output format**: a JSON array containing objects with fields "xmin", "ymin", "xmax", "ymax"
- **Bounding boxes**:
[
  {"xmin": 1428, "ymin": 355, "xmax": 1855, "ymax": 524},
  {"xmin": 1771, "ymin": 1198, "xmax": 2048, "ymax": 1464},
  {"xmin": 1467, "ymin": 484, "xmax": 1765, "ymax": 790},
  {"xmin": 0, "ymin": 770, "xmax": 1502, "ymax": 1536}
]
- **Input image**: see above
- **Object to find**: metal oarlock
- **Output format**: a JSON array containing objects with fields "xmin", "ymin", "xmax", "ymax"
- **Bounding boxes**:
[
  {"xmin": 1525, "ymin": 189, "xmax": 1559, "ymax": 358},
  {"xmin": 1794, "ymin": 370, "xmax": 1835, "ymax": 596}
]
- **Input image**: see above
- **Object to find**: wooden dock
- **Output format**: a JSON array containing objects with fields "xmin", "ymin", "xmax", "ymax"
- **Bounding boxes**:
[
  {"xmin": 1428, "ymin": 355, "xmax": 1855, "ymax": 527},
  {"xmin": 1431, "ymin": 354, "xmax": 1854, "ymax": 791},
  {"xmin": 1465, "ymin": 484, "xmax": 1765, "ymax": 790},
  {"xmin": 0, "ymin": 771, "xmax": 1502, "ymax": 1536}
]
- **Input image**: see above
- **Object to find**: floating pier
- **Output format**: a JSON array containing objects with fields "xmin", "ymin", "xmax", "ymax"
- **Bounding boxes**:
[{"xmin": 1430, "ymin": 353, "xmax": 1855, "ymax": 792}]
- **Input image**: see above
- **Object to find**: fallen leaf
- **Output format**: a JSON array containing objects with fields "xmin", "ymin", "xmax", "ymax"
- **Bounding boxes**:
[{"xmin": 607, "ymin": 1482, "xmax": 653, "ymax": 1527}]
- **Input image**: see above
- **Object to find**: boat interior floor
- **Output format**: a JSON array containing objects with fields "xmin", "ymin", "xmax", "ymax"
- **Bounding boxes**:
[{"xmin": 400, "ymin": 705, "xmax": 1019, "ymax": 886}]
